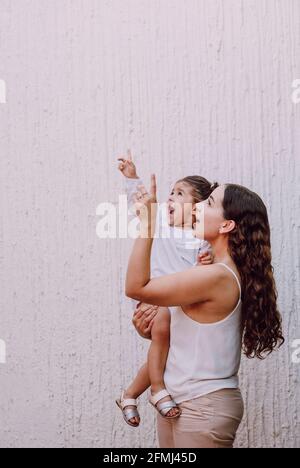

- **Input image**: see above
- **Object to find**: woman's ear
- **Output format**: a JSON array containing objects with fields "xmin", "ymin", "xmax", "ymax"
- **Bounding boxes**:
[{"xmin": 219, "ymin": 220, "xmax": 236, "ymax": 234}]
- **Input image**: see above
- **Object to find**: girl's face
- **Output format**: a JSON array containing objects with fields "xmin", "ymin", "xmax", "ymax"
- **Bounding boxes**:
[
  {"xmin": 167, "ymin": 181, "xmax": 195, "ymax": 227},
  {"xmin": 192, "ymin": 185, "xmax": 226, "ymax": 240}
]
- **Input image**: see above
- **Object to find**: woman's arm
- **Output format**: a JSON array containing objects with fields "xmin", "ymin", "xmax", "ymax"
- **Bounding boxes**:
[
  {"xmin": 125, "ymin": 175, "xmax": 222, "ymax": 307},
  {"xmin": 126, "ymin": 256, "xmax": 221, "ymax": 307}
]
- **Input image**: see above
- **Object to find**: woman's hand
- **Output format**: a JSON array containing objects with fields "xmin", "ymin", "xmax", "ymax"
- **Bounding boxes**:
[
  {"xmin": 118, "ymin": 149, "xmax": 139, "ymax": 179},
  {"xmin": 132, "ymin": 302, "xmax": 159, "ymax": 339},
  {"xmin": 133, "ymin": 174, "xmax": 157, "ymax": 237}
]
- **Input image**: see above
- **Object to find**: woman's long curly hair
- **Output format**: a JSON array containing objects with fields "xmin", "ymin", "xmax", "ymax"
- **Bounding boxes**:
[{"xmin": 223, "ymin": 184, "xmax": 284, "ymax": 359}]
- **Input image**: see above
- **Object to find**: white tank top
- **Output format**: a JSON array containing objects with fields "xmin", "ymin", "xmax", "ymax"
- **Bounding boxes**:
[{"xmin": 164, "ymin": 263, "xmax": 243, "ymax": 404}]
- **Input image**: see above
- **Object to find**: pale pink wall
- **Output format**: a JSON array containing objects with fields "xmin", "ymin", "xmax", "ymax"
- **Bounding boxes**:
[{"xmin": 0, "ymin": 0, "xmax": 299, "ymax": 447}]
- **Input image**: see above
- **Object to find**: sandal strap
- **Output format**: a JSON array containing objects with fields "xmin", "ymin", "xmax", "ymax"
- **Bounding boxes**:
[
  {"xmin": 121, "ymin": 398, "xmax": 138, "ymax": 409},
  {"xmin": 158, "ymin": 401, "xmax": 177, "ymax": 416},
  {"xmin": 158, "ymin": 400, "xmax": 177, "ymax": 410},
  {"xmin": 123, "ymin": 408, "xmax": 139, "ymax": 420},
  {"xmin": 150, "ymin": 389, "xmax": 170, "ymax": 406},
  {"xmin": 120, "ymin": 390, "xmax": 138, "ymax": 409}
]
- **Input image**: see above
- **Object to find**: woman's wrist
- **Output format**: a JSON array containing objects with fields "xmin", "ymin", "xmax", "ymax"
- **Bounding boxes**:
[{"xmin": 139, "ymin": 203, "xmax": 157, "ymax": 238}]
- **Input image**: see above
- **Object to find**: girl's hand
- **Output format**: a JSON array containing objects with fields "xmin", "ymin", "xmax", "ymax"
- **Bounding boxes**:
[
  {"xmin": 133, "ymin": 174, "xmax": 157, "ymax": 237},
  {"xmin": 197, "ymin": 250, "xmax": 214, "ymax": 266},
  {"xmin": 117, "ymin": 149, "xmax": 138, "ymax": 179}
]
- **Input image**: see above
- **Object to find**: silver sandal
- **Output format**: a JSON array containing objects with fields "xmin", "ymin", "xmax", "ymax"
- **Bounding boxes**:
[
  {"xmin": 116, "ymin": 390, "xmax": 140, "ymax": 427},
  {"xmin": 149, "ymin": 389, "xmax": 182, "ymax": 419}
]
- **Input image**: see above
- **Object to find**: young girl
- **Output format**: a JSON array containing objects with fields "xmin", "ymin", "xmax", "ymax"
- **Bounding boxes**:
[{"xmin": 116, "ymin": 150, "xmax": 218, "ymax": 427}]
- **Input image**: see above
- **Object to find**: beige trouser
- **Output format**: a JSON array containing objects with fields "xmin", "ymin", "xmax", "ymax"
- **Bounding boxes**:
[{"xmin": 157, "ymin": 388, "xmax": 244, "ymax": 448}]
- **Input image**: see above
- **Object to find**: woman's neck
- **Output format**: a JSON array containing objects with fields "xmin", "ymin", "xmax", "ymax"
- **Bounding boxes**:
[{"xmin": 210, "ymin": 237, "xmax": 232, "ymax": 264}]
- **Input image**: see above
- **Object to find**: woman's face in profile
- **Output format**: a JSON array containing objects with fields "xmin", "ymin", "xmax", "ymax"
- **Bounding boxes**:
[{"xmin": 192, "ymin": 185, "xmax": 226, "ymax": 241}]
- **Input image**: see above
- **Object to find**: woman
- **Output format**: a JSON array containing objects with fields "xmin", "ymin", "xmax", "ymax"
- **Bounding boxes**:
[{"xmin": 126, "ymin": 175, "xmax": 284, "ymax": 448}]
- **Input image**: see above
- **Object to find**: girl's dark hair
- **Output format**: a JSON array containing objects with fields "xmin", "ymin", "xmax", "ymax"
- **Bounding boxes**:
[
  {"xmin": 223, "ymin": 184, "xmax": 284, "ymax": 359},
  {"xmin": 177, "ymin": 175, "xmax": 219, "ymax": 202}
]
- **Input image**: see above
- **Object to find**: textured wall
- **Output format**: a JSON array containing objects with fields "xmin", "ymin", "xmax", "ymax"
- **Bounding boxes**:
[{"xmin": 0, "ymin": 0, "xmax": 299, "ymax": 448}]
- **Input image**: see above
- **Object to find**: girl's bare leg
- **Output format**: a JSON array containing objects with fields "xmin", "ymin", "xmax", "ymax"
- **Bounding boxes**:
[
  {"xmin": 123, "ymin": 363, "xmax": 150, "ymax": 425},
  {"xmin": 126, "ymin": 362, "xmax": 151, "ymax": 397},
  {"xmin": 148, "ymin": 307, "xmax": 180, "ymax": 417},
  {"xmin": 123, "ymin": 307, "xmax": 178, "ymax": 424}
]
